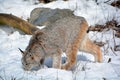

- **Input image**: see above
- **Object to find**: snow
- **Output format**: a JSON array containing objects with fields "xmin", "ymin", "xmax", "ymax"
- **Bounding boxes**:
[
  {"xmin": 74, "ymin": 62, "xmax": 118, "ymax": 80},
  {"xmin": 0, "ymin": 0, "xmax": 120, "ymax": 80}
]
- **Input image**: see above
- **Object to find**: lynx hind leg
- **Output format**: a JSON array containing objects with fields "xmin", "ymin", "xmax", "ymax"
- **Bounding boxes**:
[
  {"xmin": 61, "ymin": 44, "xmax": 78, "ymax": 70},
  {"xmin": 52, "ymin": 49, "xmax": 62, "ymax": 69},
  {"xmin": 62, "ymin": 21, "xmax": 88, "ymax": 70},
  {"xmin": 79, "ymin": 35, "xmax": 103, "ymax": 62}
]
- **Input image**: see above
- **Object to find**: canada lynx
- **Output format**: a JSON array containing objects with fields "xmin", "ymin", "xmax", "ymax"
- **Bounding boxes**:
[{"xmin": 19, "ymin": 16, "xmax": 102, "ymax": 70}]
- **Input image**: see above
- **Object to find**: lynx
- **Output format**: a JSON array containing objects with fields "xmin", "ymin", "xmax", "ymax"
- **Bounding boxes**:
[{"xmin": 19, "ymin": 16, "xmax": 102, "ymax": 71}]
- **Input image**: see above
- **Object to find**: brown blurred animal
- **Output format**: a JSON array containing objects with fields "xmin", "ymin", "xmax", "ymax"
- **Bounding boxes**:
[{"xmin": 19, "ymin": 16, "xmax": 102, "ymax": 71}]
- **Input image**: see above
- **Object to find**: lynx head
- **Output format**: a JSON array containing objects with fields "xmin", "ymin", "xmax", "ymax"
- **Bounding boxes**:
[{"xmin": 19, "ymin": 31, "xmax": 46, "ymax": 71}]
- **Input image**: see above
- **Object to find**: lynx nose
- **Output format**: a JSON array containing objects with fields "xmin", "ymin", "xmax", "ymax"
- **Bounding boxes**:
[{"xmin": 22, "ymin": 64, "xmax": 31, "ymax": 71}]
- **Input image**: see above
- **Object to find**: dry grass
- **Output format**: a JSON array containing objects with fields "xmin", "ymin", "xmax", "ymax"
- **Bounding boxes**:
[{"xmin": 111, "ymin": 0, "xmax": 120, "ymax": 8}]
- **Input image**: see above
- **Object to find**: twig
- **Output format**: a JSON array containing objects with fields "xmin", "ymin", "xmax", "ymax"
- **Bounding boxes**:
[
  {"xmin": 113, "ymin": 29, "xmax": 116, "ymax": 47},
  {"xmin": 104, "ymin": 0, "xmax": 111, "ymax": 3},
  {"xmin": 11, "ymin": 76, "xmax": 16, "ymax": 80},
  {"xmin": 0, "ymin": 76, "xmax": 4, "ymax": 80},
  {"xmin": 107, "ymin": 58, "xmax": 111, "ymax": 63},
  {"xmin": 115, "ymin": 45, "xmax": 120, "ymax": 51},
  {"xmin": 56, "ymin": 70, "xmax": 58, "ymax": 80},
  {"xmin": 3, "ymin": 70, "xmax": 6, "ymax": 80},
  {"xmin": 110, "ymin": 47, "xmax": 117, "ymax": 56},
  {"xmin": 104, "ymin": 41, "xmax": 109, "ymax": 55},
  {"xmin": 83, "ymin": 62, "xmax": 88, "ymax": 80}
]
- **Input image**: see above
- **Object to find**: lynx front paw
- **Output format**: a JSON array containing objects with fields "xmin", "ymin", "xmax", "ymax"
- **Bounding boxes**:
[
  {"xmin": 61, "ymin": 63, "xmax": 71, "ymax": 70},
  {"xmin": 61, "ymin": 64, "xmax": 67, "ymax": 70}
]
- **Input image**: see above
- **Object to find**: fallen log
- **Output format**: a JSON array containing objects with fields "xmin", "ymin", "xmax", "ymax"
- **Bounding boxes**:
[{"xmin": 0, "ymin": 13, "xmax": 39, "ymax": 34}]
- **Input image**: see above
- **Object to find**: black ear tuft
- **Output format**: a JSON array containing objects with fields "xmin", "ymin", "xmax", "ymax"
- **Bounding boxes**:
[{"xmin": 18, "ymin": 48, "xmax": 24, "ymax": 54}]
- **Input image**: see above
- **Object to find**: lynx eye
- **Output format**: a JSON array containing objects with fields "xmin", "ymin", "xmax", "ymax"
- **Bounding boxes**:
[
  {"xmin": 31, "ymin": 57, "xmax": 34, "ymax": 60},
  {"xmin": 29, "ymin": 54, "xmax": 32, "ymax": 57}
]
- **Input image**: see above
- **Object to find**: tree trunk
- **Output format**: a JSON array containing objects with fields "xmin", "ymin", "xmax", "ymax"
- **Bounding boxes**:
[{"xmin": 0, "ymin": 13, "xmax": 39, "ymax": 35}]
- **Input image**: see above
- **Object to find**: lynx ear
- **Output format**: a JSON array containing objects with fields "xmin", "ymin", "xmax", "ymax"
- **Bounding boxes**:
[{"xmin": 18, "ymin": 48, "xmax": 24, "ymax": 55}]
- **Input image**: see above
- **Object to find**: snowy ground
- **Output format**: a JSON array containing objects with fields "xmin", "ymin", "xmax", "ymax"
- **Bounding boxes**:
[{"xmin": 0, "ymin": 0, "xmax": 120, "ymax": 80}]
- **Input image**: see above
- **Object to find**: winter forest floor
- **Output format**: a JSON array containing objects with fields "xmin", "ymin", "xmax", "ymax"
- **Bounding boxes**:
[{"xmin": 0, "ymin": 0, "xmax": 120, "ymax": 80}]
